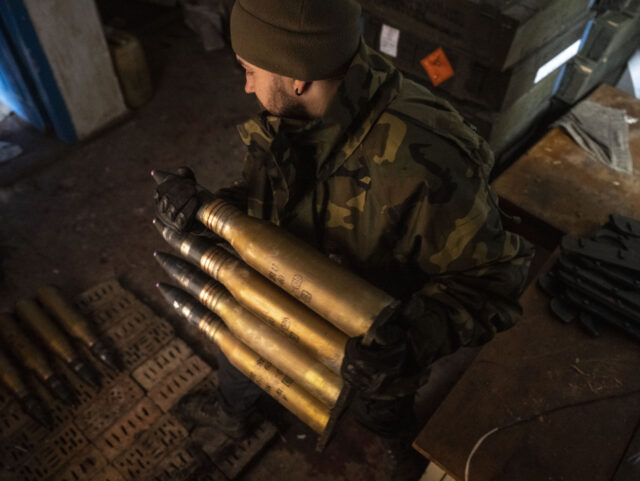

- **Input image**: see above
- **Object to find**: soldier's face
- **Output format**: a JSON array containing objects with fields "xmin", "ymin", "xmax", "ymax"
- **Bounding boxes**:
[{"xmin": 237, "ymin": 56, "xmax": 309, "ymax": 119}]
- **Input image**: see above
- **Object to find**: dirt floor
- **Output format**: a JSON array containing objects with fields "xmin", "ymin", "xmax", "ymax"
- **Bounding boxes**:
[{"xmin": 0, "ymin": 8, "xmax": 481, "ymax": 480}]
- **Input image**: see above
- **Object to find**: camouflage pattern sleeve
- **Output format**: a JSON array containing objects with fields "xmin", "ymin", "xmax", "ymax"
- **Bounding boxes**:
[
  {"xmin": 373, "ymin": 127, "xmax": 534, "ymax": 366},
  {"xmin": 233, "ymin": 42, "xmax": 534, "ymax": 369}
]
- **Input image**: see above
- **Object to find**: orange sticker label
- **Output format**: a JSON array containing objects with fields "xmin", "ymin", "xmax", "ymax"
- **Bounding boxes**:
[{"xmin": 420, "ymin": 47, "xmax": 454, "ymax": 87}]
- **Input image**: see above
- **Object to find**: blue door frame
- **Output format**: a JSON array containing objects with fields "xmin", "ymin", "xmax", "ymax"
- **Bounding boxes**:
[
  {"xmin": 0, "ymin": 14, "xmax": 47, "ymax": 130},
  {"xmin": 0, "ymin": 0, "xmax": 77, "ymax": 142}
]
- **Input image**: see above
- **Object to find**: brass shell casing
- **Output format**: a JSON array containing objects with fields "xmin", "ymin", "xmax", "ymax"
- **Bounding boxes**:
[
  {"xmin": 0, "ymin": 345, "xmax": 30, "ymax": 399},
  {"xmin": 155, "ymin": 251, "xmax": 341, "ymax": 405},
  {"xmin": 0, "ymin": 313, "xmax": 55, "ymax": 381},
  {"xmin": 0, "ymin": 343, "xmax": 53, "ymax": 426},
  {"xmin": 199, "ymin": 282, "xmax": 343, "ymax": 407},
  {"xmin": 201, "ymin": 247, "xmax": 347, "ymax": 373},
  {"xmin": 15, "ymin": 299, "xmax": 77, "ymax": 364},
  {"xmin": 197, "ymin": 199, "xmax": 397, "ymax": 337},
  {"xmin": 156, "ymin": 284, "xmax": 330, "ymax": 434},
  {"xmin": 156, "ymin": 228, "xmax": 349, "ymax": 373},
  {"xmin": 199, "ymin": 314, "xmax": 330, "ymax": 434},
  {"xmin": 36, "ymin": 285, "xmax": 98, "ymax": 348}
]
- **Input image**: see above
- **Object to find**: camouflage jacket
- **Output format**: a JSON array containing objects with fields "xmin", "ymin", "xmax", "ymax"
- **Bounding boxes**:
[{"xmin": 232, "ymin": 41, "xmax": 533, "ymax": 367}]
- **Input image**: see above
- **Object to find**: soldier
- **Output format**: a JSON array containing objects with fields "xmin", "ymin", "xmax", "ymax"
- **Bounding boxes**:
[{"xmin": 154, "ymin": 0, "xmax": 533, "ymax": 478}]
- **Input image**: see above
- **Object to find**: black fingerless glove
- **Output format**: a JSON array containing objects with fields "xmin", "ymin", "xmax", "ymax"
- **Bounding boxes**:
[{"xmin": 154, "ymin": 167, "xmax": 202, "ymax": 232}]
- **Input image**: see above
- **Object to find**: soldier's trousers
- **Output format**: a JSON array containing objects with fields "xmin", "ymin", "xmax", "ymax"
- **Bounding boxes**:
[{"xmin": 215, "ymin": 350, "xmax": 416, "ymax": 437}]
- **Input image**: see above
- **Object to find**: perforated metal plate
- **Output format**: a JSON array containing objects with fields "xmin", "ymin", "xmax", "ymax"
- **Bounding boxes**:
[
  {"xmin": 113, "ymin": 414, "xmax": 188, "ymax": 481},
  {"xmin": 206, "ymin": 421, "xmax": 278, "ymax": 480},
  {"xmin": 0, "ymin": 380, "xmax": 74, "ymax": 471},
  {"xmin": 148, "ymin": 356, "xmax": 212, "ymax": 412},
  {"xmin": 47, "ymin": 347, "xmax": 120, "ymax": 413},
  {"xmin": 120, "ymin": 320, "xmax": 175, "ymax": 370},
  {"xmin": 52, "ymin": 357, "xmax": 104, "ymax": 409},
  {"xmin": 91, "ymin": 466, "xmax": 127, "ymax": 481},
  {"xmin": 104, "ymin": 305, "xmax": 158, "ymax": 348},
  {"xmin": 52, "ymin": 446, "xmax": 108, "ymax": 481},
  {"xmin": 75, "ymin": 342, "xmax": 121, "ymax": 388},
  {"xmin": 94, "ymin": 397, "xmax": 163, "ymax": 461},
  {"xmin": 0, "ymin": 399, "xmax": 31, "ymax": 438},
  {"xmin": 74, "ymin": 280, "xmax": 136, "ymax": 314},
  {"xmin": 0, "ymin": 419, "xmax": 50, "ymax": 471},
  {"xmin": 86, "ymin": 298, "xmax": 148, "ymax": 333},
  {"xmin": 28, "ymin": 374, "xmax": 81, "ymax": 429},
  {"xmin": 14, "ymin": 422, "xmax": 88, "ymax": 481},
  {"xmin": 74, "ymin": 375, "xmax": 144, "ymax": 440},
  {"xmin": 148, "ymin": 446, "xmax": 200, "ymax": 481},
  {"xmin": 132, "ymin": 338, "xmax": 193, "ymax": 391}
]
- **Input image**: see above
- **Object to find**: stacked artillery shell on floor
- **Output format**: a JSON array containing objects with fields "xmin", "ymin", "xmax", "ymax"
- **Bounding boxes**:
[
  {"xmin": 1, "ymin": 278, "xmax": 240, "ymax": 480},
  {"xmin": 152, "ymin": 180, "xmax": 401, "ymax": 437},
  {"xmin": 0, "ymin": 287, "xmax": 123, "ymax": 427},
  {"xmin": 37, "ymin": 285, "xmax": 121, "ymax": 372},
  {"xmin": 16, "ymin": 298, "xmax": 103, "ymax": 389},
  {"xmin": 0, "ymin": 312, "xmax": 79, "ymax": 407}
]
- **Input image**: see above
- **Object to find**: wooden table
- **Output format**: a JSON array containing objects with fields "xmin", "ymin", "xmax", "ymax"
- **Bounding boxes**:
[
  {"xmin": 415, "ymin": 87, "xmax": 640, "ymax": 480},
  {"xmin": 493, "ymin": 84, "xmax": 640, "ymax": 248},
  {"xmin": 413, "ymin": 252, "xmax": 640, "ymax": 481}
]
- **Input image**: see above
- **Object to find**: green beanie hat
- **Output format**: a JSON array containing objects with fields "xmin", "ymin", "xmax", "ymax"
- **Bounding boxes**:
[{"xmin": 230, "ymin": 0, "xmax": 362, "ymax": 81}]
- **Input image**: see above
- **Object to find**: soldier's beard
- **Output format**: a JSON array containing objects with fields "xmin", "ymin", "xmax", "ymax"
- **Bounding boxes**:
[{"xmin": 259, "ymin": 78, "xmax": 312, "ymax": 120}]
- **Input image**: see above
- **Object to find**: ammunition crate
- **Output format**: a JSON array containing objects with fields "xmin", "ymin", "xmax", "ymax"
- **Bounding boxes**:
[
  {"xmin": 581, "ymin": 10, "xmax": 640, "ymax": 62},
  {"xmin": 363, "ymin": 8, "xmax": 592, "ymax": 111},
  {"xmin": 451, "ymin": 68, "xmax": 560, "ymax": 155},
  {"xmin": 555, "ymin": 32, "xmax": 639, "ymax": 104},
  {"xmin": 595, "ymin": 0, "xmax": 640, "ymax": 14},
  {"xmin": 358, "ymin": 0, "xmax": 594, "ymax": 71}
]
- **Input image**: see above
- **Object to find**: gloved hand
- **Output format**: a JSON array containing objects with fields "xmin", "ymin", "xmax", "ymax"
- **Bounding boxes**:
[
  {"xmin": 153, "ymin": 167, "xmax": 201, "ymax": 232},
  {"xmin": 341, "ymin": 325, "xmax": 409, "ymax": 398}
]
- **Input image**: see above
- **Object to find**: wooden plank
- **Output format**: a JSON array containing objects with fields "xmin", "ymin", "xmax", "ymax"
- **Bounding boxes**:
[
  {"xmin": 493, "ymin": 85, "xmax": 640, "ymax": 237},
  {"xmin": 414, "ymin": 251, "xmax": 640, "ymax": 481}
]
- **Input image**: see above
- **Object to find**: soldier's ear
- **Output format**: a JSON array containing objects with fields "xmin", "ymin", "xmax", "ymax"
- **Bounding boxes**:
[{"xmin": 293, "ymin": 80, "xmax": 310, "ymax": 96}]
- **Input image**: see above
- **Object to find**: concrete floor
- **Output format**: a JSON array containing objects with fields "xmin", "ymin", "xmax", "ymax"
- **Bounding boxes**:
[{"xmin": 0, "ymin": 13, "xmax": 480, "ymax": 480}]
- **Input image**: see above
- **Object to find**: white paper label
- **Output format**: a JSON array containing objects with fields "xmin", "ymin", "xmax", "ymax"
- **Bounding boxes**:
[
  {"xmin": 535, "ymin": 39, "xmax": 582, "ymax": 84},
  {"xmin": 379, "ymin": 24, "xmax": 400, "ymax": 58}
]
